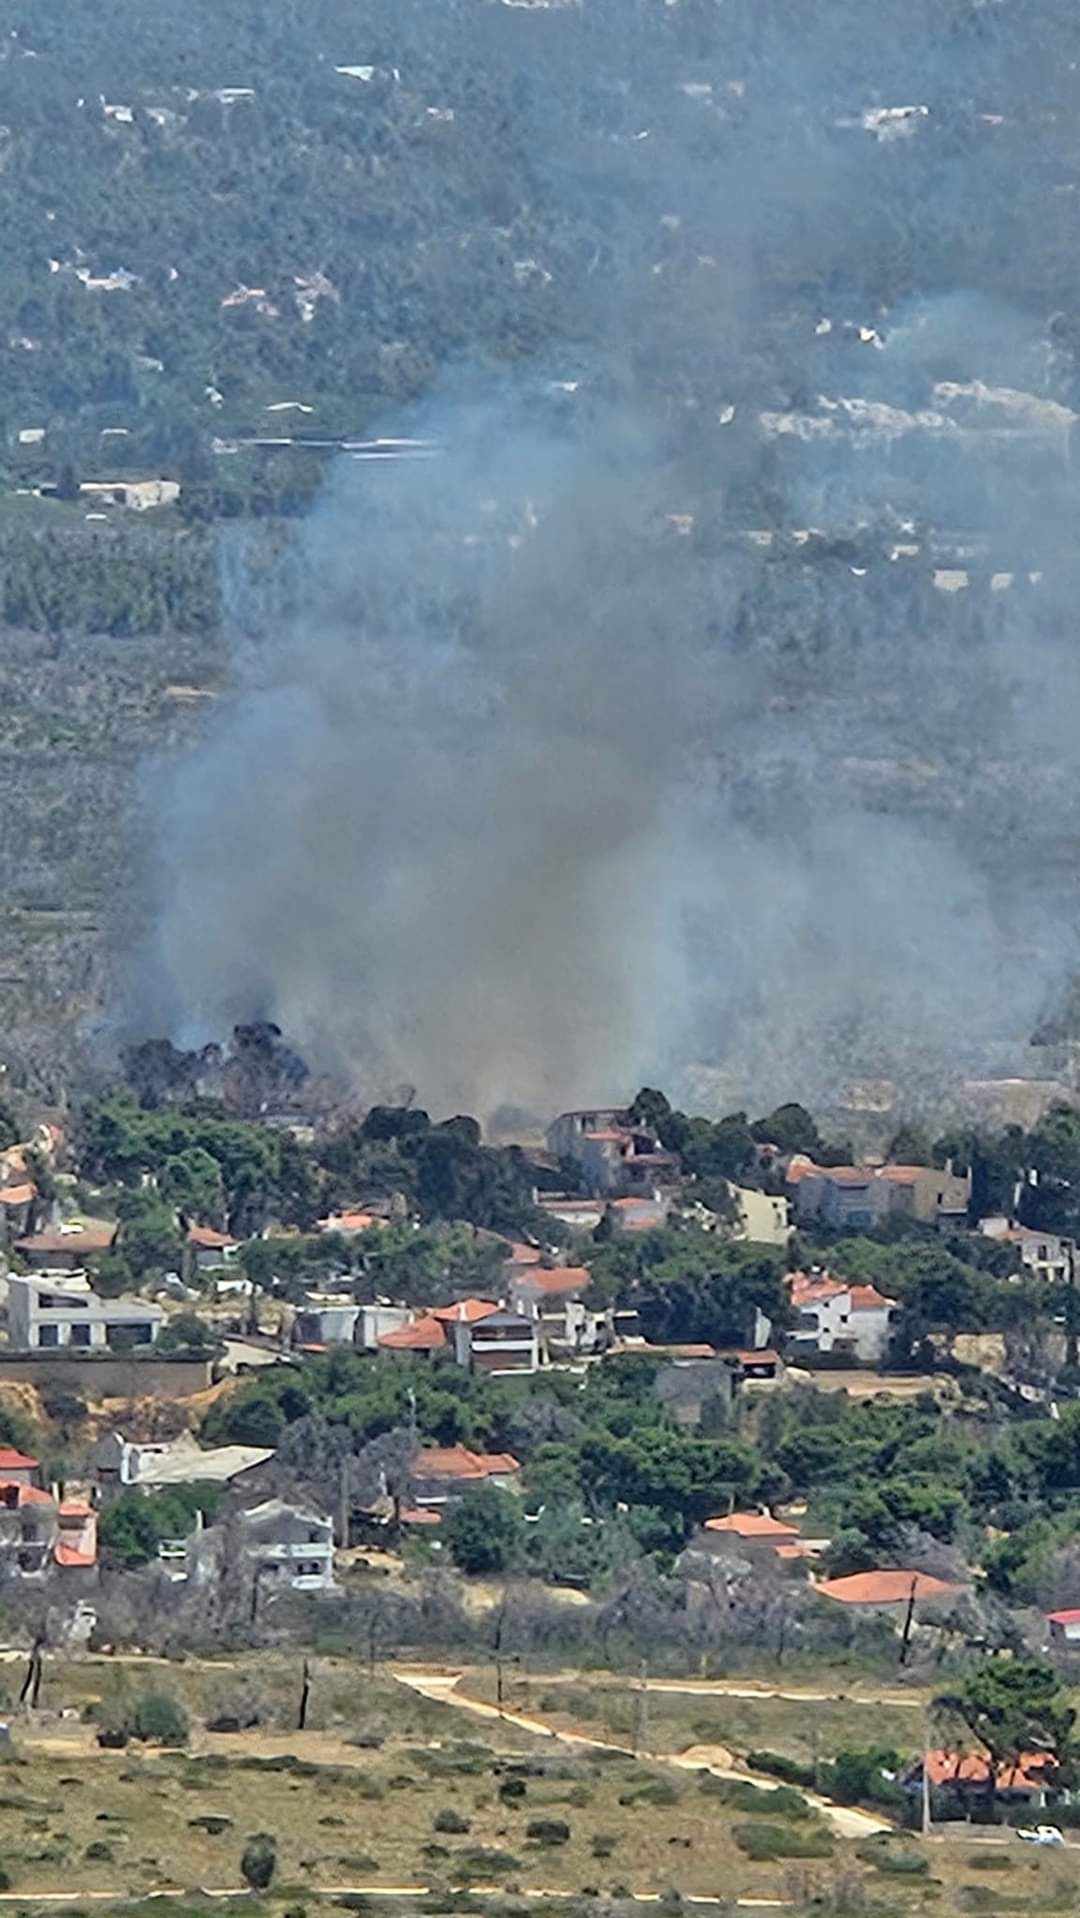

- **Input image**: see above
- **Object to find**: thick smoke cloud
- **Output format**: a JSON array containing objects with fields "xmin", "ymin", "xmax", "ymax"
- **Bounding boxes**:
[{"xmin": 140, "ymin": 0, "xmax": 1080, "ymax": 1122}]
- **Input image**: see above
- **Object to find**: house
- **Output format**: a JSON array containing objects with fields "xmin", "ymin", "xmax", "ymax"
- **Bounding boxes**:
[
  {"xmin": 292, "ymin": 1298, "xmax": 361, "ymax": 1347},
  {"xmin": 1046, "ymin": 1607, "xmax": 1080, "ymax": 1646},
  {"xmin": 0, "ymin": 1448, "xmax": 41, "ymax": 1487},
  {"xmin": 187, "ymin": 1225, "xmax": 242, "ymax": 1273},
  {"xmin": 92, "ymin": 1430, "xmax": 274, "ymax": 1496},
  {"xmin": 190, "ymin": 1498, "xmax": 335, "ymax": 1594},
  {"xmin": 451, "ymin": 1309, "xmax": 539, "ymax": 1375},
  {"xmin": 787, "ymin": 1160, "xmax": 970, "ymax": 1230},
  {"xmin": 355, "ymin": 1302, "xmax": 414, "ymax": 1349},
  {"xmin": 730, "ymin": 1185, "xmax": 792, "ymax": 1247},
  {"xmin": 606, "ymin": 1195, "xmax": 670, "ymax": 1234},
  {"xmin": 903, "ymin": 1749, "xmax": 1058, "ymax": 1810},
  {"xmin": 410, "ymin": 1445, "xmax": 521, "ymax": 1510},
  {"xmin": 0, "ymin": 1481, "xmax": 57, "ymax": 1576},
  {"xmin": 14, "ymin": 1221, "xmax": 117, "ymax": 1272},
  {"xmin": 980, "ymin": 1218, "xmax": 1074, "ymax": 1283},
  {"xmin": 509, "ymin": 1267, "xmax": 597, "ymax": 1354},
  {"xmin": 377, "ymin": 1314, "xmax": 448, "ymax": 1357},
  {"xmin": 546, "ymin": 1109, "xmax": 680, "ymax": 1197},
  {"xmin": 55, "ymin": 1500, "xmax": 97, "ymax": 1572},
  {"xmin": 813, "ymin": 1569, "xmax": 964, "ymax": 1611},
  {"xmin": 0, "ymin": 1183, "xmax": 37, "ymax": 1246},
  {"xmin": 532, "ymin": 1193, "xmax": 606, "ymax": 1233},
  {"xmin": 7, "ymin": 1275, "xmax": 163, "ymax": 1351},
  {"xmin": 317, "ymin": 1210, "xmax": 388, "ymax": 1237},
  {"xmin": 786, "ymin": 1270, "xmax": 899, "ymax": 1365},
  {"xmin": 697, "ymin": 1511, "xmax": 801, "ymax": 1559}
]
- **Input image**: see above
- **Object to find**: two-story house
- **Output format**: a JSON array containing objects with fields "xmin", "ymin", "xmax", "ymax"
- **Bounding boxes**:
[
  {"xmin": 7, "ymin": 1274, "xmax": 164, "ymax": 1351},
  {"xmin": 545, "ymin": 1109, "xmax": 680, "ymax": 1197},
  {"xmin": 786, "ymin": 1269, "xmax": 898, "ymax": 1364}
]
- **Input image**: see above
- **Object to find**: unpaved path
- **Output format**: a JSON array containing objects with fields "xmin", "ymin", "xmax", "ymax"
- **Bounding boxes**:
[
  {"xmin": 391, "ymin": 1666, "xmax": 891, "ymax": 1838},
  {"xmin": 0, "ymin": 1887, "xmax": 792, "ymax": 1909}
]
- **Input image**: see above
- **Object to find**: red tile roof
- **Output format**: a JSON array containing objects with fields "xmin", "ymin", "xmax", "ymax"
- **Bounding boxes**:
[
  {"xmin": 849, "ymin": 1284, "xmax": 896, "ymax": 1311},
  {"xmin": 789, "ymin": 1270, "xmax": 847, "ymax": 1305},
  {"xmin": 16, "ymin": 1224, "xmax": 116, "ymax": 1256},
  {"xmin": 187, "ymin": 1224, "xmax": 240, "ymax": 1249},
  {"xmin": 704, "ymin": 1511, "xmax": 799, "ymax": 1539},
  {"xmin": 815, "ymin": 1570, "xmax": 962, "ymax": 1606},
  {"xmin": 875, "ymin": 1164, "xmax": 924, "ymax": 1183},
  {"xmin": 738, "ymin": 1349, "xmax": 781, "ymax": 1365},
  {"xmin": 514, "ymin": 1266, "xmax": 590, "ymax": 1296},
  {"xmin": 413, "ymin": 1445, "xmax": 520, "ymax": 1481},
  {"xmin": 377, "ymin": 1316, "xmax": 447, "ymax": 1352},
  {"xmin": 0, "ymin": 1449, "xmax": 38, "ymax": 1472},
  {"xmin": 507, "ymin": 1242, "xmax": 542, "ymax": 1265},
  {"xmin": 430, "ymin": 1298, "xmax": 500, "ymax": 1325},
  {"xmin": 0, "ymin": 1183, "xmax": 35, "ymax": 1207},
  {"xmin": 55, "ymin": 1501, "xmax": 97, "ymax": 1568},
  {"xmin": 920, "ymin": 1749, "xmax": 1056, "ymax": 1792},
  {"xmin": 320, "ymin": 1210, "xmax": 387, "ymax": 1234},
  {"xmin": 1047, "ymin": 1607, "xmax": 1080, "ymax": 1625},
  {"xmin": 399, "ymin": 1506, "xmax": 442, "ymax": 1526},
  {"xmin": 0, "ymin": 1482, "xmax": 53, "ymax": 1508}
]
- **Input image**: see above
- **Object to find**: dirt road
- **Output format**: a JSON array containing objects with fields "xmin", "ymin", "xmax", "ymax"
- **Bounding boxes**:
[{"xmin": 391, "ymin": 1666, "xmax": 892, "ymax": 1838}]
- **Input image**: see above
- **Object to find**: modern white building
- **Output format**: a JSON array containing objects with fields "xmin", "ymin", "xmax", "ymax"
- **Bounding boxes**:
[
  {"xmin": 7, "ymin": 1275, "xmax": 164, "ymax": 1351},
  {"xmin": 786, "ymin": 1270, "xmax": 898, "ymax": 1365}
]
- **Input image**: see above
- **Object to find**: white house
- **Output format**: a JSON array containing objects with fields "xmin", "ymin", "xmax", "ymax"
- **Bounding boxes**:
[
  {"xmin": 786, "ymin": 1270, "xmax": 898, "ymax": 1364},
  {"xmin": 189, "ymin": 1498, "xmax": 335, "ymax": 1595},
  {"xmin": 980, "ymin": 1217, "xmax": 1074, "ymax": 1283},
  {"xmin": 7, "ymin": 1275, "xmax": 163, "ymax": 1351}
]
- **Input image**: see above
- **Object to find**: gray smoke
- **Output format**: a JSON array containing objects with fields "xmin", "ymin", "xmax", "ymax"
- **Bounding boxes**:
[{"xmin": 138, "ymin": 0, "xmax": 1080, "ymax": 1122}]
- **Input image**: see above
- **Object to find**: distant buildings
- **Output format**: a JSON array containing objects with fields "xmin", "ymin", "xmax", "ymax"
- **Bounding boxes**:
[
  {"xmin": 787, "ymin": 1158, "xmax": 970, "ymax": 1230},
  {"xmin": 546, "ymin": 1108, "xmax": 680, "ymax": 1197}
]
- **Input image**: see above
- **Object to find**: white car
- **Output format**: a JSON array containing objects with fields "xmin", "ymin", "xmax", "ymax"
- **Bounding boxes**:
[{"xmin": 1017, "ymin": 1825, "xmax": 1065, "ymax": 1846}]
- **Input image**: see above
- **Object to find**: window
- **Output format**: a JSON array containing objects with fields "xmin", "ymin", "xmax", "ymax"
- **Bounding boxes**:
[
  {"xmin": 37, "ymin": 1323, "xmax": 60, "ymax": 1347},
  {"xmin": 70, "ymin": 1323, "xmax": 92, "ymax": 1347},
  {"xmin": 106, "ymin": 1323, "xmax": 153, "ymax": 1349}
]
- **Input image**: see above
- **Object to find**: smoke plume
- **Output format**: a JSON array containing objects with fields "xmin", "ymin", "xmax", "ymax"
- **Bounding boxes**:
[{"xmin": 139, "ymin": 0, "xmax": 1080, "ymax": 1123}]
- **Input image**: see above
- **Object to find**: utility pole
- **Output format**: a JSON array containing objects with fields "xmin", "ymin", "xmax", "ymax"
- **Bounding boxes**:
[
  {"xmin": 921, "ymin": 1708, "xmax": 933, "ymax": 1838},
  {"xmin": 338, "ymin": 1453, "xmax": 351, "ymax": 1552},
  {"xmin": 633, "ymin": 1658, "xmax": 649, "ymax": 1755},
  {"xmin": 899, "ymin": 1574, "xmax": 918, "ymax": 1667},
  {"xmin": 1066, "ymin": 1237, "xmax": 1078, "ymax": 1373}
]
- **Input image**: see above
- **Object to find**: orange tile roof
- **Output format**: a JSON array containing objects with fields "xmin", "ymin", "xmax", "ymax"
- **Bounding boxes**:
[
  {"xmin": 774, "ymin": 1541, "xmax": 816, "ymax": 1560},
  {"xmin": 319, "ymin": 1211, "xmax": 387, "ymax": 1234},
  {"xmin": 413, "ymin": 1445, "xmax": 520, "ymax": 1480},
  {"xmin": 430, "ymin": 1298, "xmax": 500, "ymax": 1324},
  {"xmin": 849, "ymin": 1284, "xmax": 897, "ymax": 1311},
  {"xmin": 514, "ymin": 1266, "xmax": 590, "ymax": 1296},
  {"xmin": 921, "ymin": 1749, "xmax": 1056, "ymax": 1791},
  {"xmin": 377, "ymin": 1315, "xmax": 447, "ymax": 1352},
  {"xmin": 507, "ymin": 1242, "xmax": 542, "ymax": 1264},
  {"xmin": 0, "ymin": 1449, "xmax": 38, "ymax": 1472},
  {"xmin": 0, "ymin": 1183, "xmax": 35, "ymax": 1207},
  {"xmin": 16, "ymin": 1223, "xmax": 116, "ymax": 1256},
  {"xmin": 704, "ymin": 1511, "xmax": 800, "ymax": 1539},
  {"xmin": 789, "ymin": 1270, "xmax": 847, "ymax": 1305},
  {"xmin": 875, "ymin": 1164, "xmax": 924, "ymax": 1183},
  {"xmin": 0, "ymin": 1482, "xmax": 53, "ymax": 1508},
  {"xmin": 814, "ymin": 1569, "xmax": 962, "ymax": 1606},
  {"xmin": 399, "ymin": 1506, "xmax": 442, "ymax": 1526},
  {"xmin": 785, "ymin": 1157, "xmax": 819, "ymax": 1183},
  {"xmin": 738, "ymin": 1349, "xmax": 781, "ymax": 1365},
  {"xmin": 187, "ymin": 1224, "xmax": 240, "ymax": 1249}
]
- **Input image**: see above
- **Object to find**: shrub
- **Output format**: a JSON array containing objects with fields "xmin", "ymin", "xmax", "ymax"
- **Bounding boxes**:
[
  {"xmin": 450, "ymin": 1849, "xmax": 522, "ymax": 1880},
  {"xmin": 0, "ymin": 1865, "xmax": 12, "ymax": 1891},
  {"xmin": 526, "ymin": 1819, "xmax": 571, "ymax": 1846},
  {"xmin": 746, "ymin": 1751, "xmax": 815, "ymax": 1788},
  {"xmin": 966, "ymin": 1856, "xmax": 1015, "ymax": 1872},
  {"xmin": 732, "ymin": 1823, "xmax": 833, "ymax": 1861},
  {"xmin": 241, "ymin": 1833, "xmax": 277, "ymax": 1891},
  {"xmin": 131, "ymin": 1692, "xmax": 189, "ymax": 1747},
  {"xmin": 617, "ymin": 1779, "xmax": 679, "ymax": 1807},
  {"xmin": 333, "ymin": 1898, "xmax": 372, "ymax": 1913},
  {"xmin": 591, "ymin": 1835, "xmax": 617, "ymax": 1859},
  {"xmin": 189, "ymin": 1815, "xmax": 233, "ymax": 1834},
  {"xmin": 499, "ymin": 1780, "xmax": 527, "ymax": 1802},
  {"xmin": 435, "ymin": 1810, "xmax": 472, "ymax": 1835},
  {"xmin": 85, "ymin": 1842, "xmax": 114, "ymax": 1862},
  {"xmin": 96, "ymin": 1729, "xmax": 129, "ymax": 1750},
  {"xmin": 698, "ymin": 1777, "xmax": 810, "ymax": 1818},
  {"xmin": 858, "ymin": 1848, "xmax": 929, "ymax": 1877}
]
